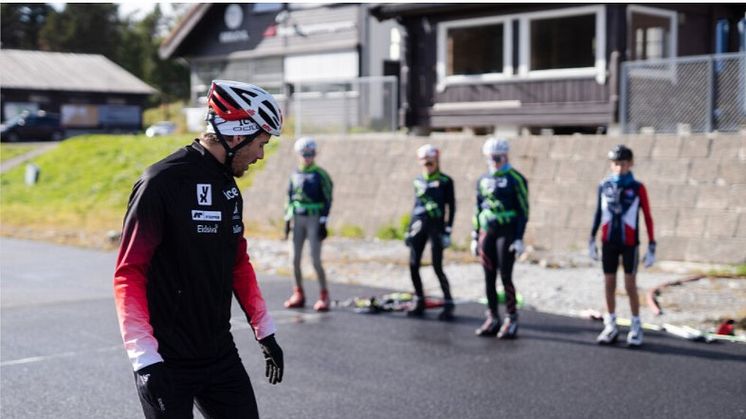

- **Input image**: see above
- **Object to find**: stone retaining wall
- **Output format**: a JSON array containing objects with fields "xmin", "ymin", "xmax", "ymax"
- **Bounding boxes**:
[{"xmin": 244, "ymin": 133, "xmax": 746, "ymax": 264}]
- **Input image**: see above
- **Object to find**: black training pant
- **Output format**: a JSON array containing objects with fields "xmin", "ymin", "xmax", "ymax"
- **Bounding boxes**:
[
  {"xmin": 479, "ymin": 224, "xmax": 517, "ymax": 318},
  {"xmin": 135, "ymin": 350, "xmax": 259, "ymax": 419},
  {"xmin": 408, "ymin": 219, "xmax": 452, "ymax": 303}
]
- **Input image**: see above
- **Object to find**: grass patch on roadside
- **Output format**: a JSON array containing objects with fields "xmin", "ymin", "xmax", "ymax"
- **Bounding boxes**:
[
  {"xmin": 0, "ymin": 133, "xmax": 280, "ymax": 245},
  {"xmin": 375, "ymin": 214, "xmax": 411, "ymax": 241},
  {"xmin": 1, "ymin": 144, "xmax": 38, "ymax": 163},
  {"xmin": 334, "ymin": 224, "xmax": 365, "ymax": 239},
  {"xmin": 705, "ymin": 263, "xmax": 746, "ymax": 278}
]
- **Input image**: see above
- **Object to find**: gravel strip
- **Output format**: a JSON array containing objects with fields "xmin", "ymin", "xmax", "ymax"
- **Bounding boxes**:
[{"xmin": 247, "ymin": 237, "xmax": 746, "ymax": 334}]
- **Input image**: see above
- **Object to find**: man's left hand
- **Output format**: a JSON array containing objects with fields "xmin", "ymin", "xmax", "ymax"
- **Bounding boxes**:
[
  {"xmin": 259, "ymin": 335, "xmax": 284, "ymax": 385},
  {"xmin": 509, "ymin": 239, "xmax": 525, "ymax": 257}
]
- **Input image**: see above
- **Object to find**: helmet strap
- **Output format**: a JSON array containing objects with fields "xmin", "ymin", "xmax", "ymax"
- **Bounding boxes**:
[{"xmin": 208, "ymin": 117, "xmax": 261, "ymax": 172}]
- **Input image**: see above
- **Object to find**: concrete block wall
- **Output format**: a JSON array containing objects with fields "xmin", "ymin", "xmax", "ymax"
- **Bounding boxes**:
[{"xmin": 244, "ymin": 133, "xmax": 746, "ymax": 264}]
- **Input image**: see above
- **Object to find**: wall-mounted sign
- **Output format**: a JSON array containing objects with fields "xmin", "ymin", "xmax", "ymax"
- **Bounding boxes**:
[
  {"xmin": 224, "ymin": 4, "xmax": 243, "ymax": 29},
  {"xmin": 276, "ymin": 20, "xmax": 356, "ymax": 38},
  {"xmin": 220, "ymin": 4, "xmax": 249, "ymax": 43}
]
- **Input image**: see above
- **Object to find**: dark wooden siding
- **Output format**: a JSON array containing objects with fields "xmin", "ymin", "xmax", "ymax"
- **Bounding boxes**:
[
  {"xmin": 435, "ymin": 79, "xmax": 610, "ymax": 104},
  {"xmin": 397, "ymin": 3, "xmax": 746, "ymax": 131}
]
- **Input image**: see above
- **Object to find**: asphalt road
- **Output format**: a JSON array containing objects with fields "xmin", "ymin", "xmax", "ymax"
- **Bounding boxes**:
[{"xmin": 1, "ymin": 238, "xmax": 745, "ymax": 418}]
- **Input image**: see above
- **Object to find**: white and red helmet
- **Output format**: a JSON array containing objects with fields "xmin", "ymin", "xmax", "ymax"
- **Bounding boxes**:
[{"xmin": 207, "ymin": 80, "xmax": 283, "ymax": 136}]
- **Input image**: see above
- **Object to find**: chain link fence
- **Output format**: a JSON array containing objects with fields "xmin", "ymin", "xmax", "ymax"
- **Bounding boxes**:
[
  {"xmin": 288, "ymin": 76, "xmax": 398, "ymax": 137},
  {"xmin": 620, "ymin": 52, "xmax": 746, "ymax": 134}
]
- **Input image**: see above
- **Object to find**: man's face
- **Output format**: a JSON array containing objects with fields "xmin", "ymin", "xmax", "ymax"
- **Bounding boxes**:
[
  {"xmin": 488, "ymin": 153, "xmax": 508, "ymax": 167},
  {"xmin": 419, "ymin": 157, "xmax": 438, "ymax": 175},
  {"xmin": 230, "ymin": 132, "xmax": 271, "ymax": 178},
  {"xmin": 298, "ymin": 151, "xmax": 315, "ymax": 167},
  {"xmin": 610, "ymin": 159, "xmax": 633, "ymax": 175}
]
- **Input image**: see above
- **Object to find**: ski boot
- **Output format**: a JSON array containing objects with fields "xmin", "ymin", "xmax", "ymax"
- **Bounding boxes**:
[
  {"xmin": 626, "ymin": 317, "xmax": 643, "ymax": 347},
  {"xmin": 438, "ymin": 300, "xmax": 455, "ymax": 321},
  {"xmin": 283, "ymin": 287, "xmax": 305, "ymax": 309},
  {"xmin": 313, "ymin": 289, "xmax": 330, "ymax": 312},
  {"xmin": 475, "ymin": 311, "xmax": 500, "ymax": 336},
  {"xmin": 596, "ymin": 314, "xmax": 619, "ymax": 344},
  {"xmin": 497, "ymin": 314, "xmax": 518, "ymax": 339},
  {"xmin": 406, "ymin": 296, "xmax": 425, "ymax": 317}
]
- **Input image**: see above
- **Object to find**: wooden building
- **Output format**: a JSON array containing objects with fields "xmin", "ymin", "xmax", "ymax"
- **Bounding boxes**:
[
  {"xmin": 160, "ymin": 3, "xmax": 401, "ymax": 132},
  {"xmin": 372, "ymin": 3, "xmax": 746, "ymax": 135},
  {"xmin": 0, "ymin": 49, "xmax": 155, "ymax": 131}
]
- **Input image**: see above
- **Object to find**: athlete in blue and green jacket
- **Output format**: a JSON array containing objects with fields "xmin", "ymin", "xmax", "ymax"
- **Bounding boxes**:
[
  {"xmin": 283, "ymin": 137, "xmax": 334, "ymax": 312},
  {"xmin": 471, "ymin": 137, "xmax": 529, "ymax": 339},
  {"xmin": 404, "ymin": 144, "xmax": 456, "ymax": 320}
]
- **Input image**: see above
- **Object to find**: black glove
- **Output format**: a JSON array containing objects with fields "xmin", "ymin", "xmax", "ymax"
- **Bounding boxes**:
[
  {"xmin": 134, "ymin": 362, "xmax": 172, "ymax": 413},
  {"xmin": 319, "ymin": 223, "xmax": 328, "ymax": 241},
  {"xmin": 284, "ymin": 220, "xmax": 291, "ymax": 240},
  {"xmin": 259, "ymin": 334, "xmax": 284, "ymax": 385}
]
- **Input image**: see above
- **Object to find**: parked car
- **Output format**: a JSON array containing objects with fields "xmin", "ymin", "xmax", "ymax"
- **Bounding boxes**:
[
  {"xmin": 145, "ymin": 121, "xmax": 177, "ymax": 138},
  {"xmin": 0, "ymin": 111, "xmax": 65, "ymax": 142}
]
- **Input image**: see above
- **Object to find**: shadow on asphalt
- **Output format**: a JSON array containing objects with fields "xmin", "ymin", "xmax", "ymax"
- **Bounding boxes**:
[{"xmin": 326, "ymin": 303, "xmax": 746, "ymax": 363}]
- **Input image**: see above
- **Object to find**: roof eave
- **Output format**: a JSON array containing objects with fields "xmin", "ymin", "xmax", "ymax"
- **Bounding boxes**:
[
  {"xmin": 371, "ymin": 3, "xmax": 493, "ymax": 21},
  {"xmin": 159, "ymin": 4, "xmax": 213, "ymax": 60}
]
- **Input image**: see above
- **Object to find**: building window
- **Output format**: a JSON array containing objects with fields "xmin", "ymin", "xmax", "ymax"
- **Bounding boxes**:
[
  {"xmin": 436, "ymin": 5, "xmax": 606, "ymax": 90},
  {"xmin": 530, "ymin": 14, "xmax": 595, "ymax": 70},
  {"xmin": 447, "ymin": 24, "xmax": 503, "ymax": 76},
  {"xmin": 521, "ymin": 6, "xmax": 605, "ymax": 81},
  {"xmin": 627, "ymin": 5, "xmax": 677, "ymax": 61},
  {"xmin": 437, "ymin": 16, "xmax": 511, "ymax": 90}
]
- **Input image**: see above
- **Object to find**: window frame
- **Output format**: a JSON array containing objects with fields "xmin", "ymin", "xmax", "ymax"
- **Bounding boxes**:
[
  {"xmin": 626, "ymin": 5, "xmax": 678, "ymax": 62},
  {"xmin": 435, "ymin": 5, "xmax": 607, "ymax": 91},
  {"xmin": 519, "ymin": 5, "xmax": 606, "ymax": 83},
  {"xmin": 625, "ymin": 5, "xmax": 678, "ymax": 81},
  {"xmin": 436, "ymin": 15, "xmax": 513, "ymax": 91}
]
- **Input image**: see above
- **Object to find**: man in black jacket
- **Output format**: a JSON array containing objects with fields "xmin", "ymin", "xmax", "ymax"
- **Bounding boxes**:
[{"xmin": 114, "ymin": 80, "xmax": 284, "ymax": 419}]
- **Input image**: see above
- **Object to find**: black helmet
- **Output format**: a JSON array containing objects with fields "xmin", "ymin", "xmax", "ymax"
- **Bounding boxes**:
[{"xmin": 608, "ymin": 144, "xmax": 633, "ymax": 161}]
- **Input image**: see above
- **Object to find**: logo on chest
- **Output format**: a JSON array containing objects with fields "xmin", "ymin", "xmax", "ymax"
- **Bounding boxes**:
[
  {"xmin": 192, "ymin": 210, "xmax": 222, "ymax": 221},
  {"xmin": 197, "ymin": 224, "xmax": 218, "ymax": 234},
  {"xmin": 223, "ymin": 186, "xmax": 239, "ymax": 200},
  {"xmin": 197, "ymin": 184, "xmax": 212, "ymax": 206}
]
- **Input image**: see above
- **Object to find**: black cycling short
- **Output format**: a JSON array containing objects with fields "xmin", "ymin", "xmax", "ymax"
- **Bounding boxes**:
[{"xmin": 602, "ymin": 242, "xmax": 639, "ymax": 274}]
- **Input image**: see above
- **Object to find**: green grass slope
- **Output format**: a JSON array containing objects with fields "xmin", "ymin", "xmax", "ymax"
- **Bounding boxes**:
[{"xmin": 0, "ymin": 134, "xmax": 279, "ymax": 246}]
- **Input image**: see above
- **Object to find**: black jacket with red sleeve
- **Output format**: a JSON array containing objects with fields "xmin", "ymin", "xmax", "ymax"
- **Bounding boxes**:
[{"xmin": 113, "ymin": 140, "xmax": 275, "ymax": 370}]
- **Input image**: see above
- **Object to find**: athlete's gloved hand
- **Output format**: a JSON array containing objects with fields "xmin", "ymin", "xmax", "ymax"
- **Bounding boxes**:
[
  {"xmin": 643, "ymin": 241, "xmax": 656, "ymax": 268},
  {"xmin": 441, "ymin": 226, "xmax": 452, "ymax": 249},
  {"xmin": 259, "ymin": 334, "xmax": 284, "ymax": 385},
  {"xmin": 283, "ymin": 220, "xmax": 291, "ymax": 240},
  {"xmin": 588, "ymin": 238, "xmax": 599, "ymax": 261},
  {"xmin": 319, "ymin": 216, "xmax": 328, "ymax": 241},
  {"xmin": 509, "ymin": 239, "xmax": 525, "ymax": 257},
  {"xmin": 135, "ymin": 362, "xmax": 172, "ymax": 413},
  {"xmin": 404, "ymin": 233, "xmax": 412, "ymax": 247},
  {"xmin": 470, "ymin": 231, "xmax": 480, "ymax": 257}
]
